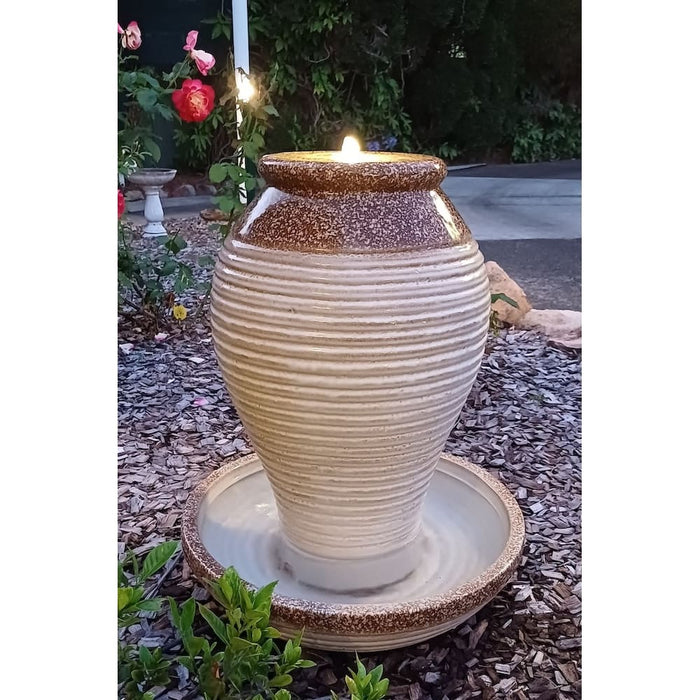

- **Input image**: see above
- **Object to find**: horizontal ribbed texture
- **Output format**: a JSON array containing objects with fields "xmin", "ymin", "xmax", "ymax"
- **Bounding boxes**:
[{"xmin": 211, "ymin": 240, "xmax": 490, "ymax": 560}]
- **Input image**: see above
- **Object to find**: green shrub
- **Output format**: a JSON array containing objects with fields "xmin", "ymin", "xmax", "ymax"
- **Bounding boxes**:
[
  {"xmin": 511, "ymin": 101, "xmax": 581, "ymax": 162},
  {"xmin": 117, "ymin": 545, "xmax": 392, "ymax": 700}
]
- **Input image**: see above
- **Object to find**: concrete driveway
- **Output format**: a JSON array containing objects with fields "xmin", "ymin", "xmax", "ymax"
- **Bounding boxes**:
[{"xmin": 444, "ymin": 160, "xmax": 581, "ymax": 310}]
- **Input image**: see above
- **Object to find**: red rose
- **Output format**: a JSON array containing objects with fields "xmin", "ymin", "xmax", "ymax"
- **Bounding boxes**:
[
  {"xmin": 118, "ymin": 189, "xmax": 125, "ymax": 218},
  {"xmin": 172, "ymin": 79, "xmax": 215, "ymax": 123}
]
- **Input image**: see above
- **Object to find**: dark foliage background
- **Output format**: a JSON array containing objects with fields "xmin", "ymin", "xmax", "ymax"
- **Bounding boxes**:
[{"xmin": 119, "ymin": 0, "xmax": 580, "ymax": 164}]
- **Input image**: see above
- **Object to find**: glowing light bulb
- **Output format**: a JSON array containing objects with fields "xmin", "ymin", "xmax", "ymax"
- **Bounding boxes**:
[
  {"xmin": 342, "ymin": 136, "xmax": 361, "ymax": 155},
  {"xmin": 334, "ymin": 135, "xmax": 363, "ymax": 162},
  {"xmin": 237, "ymin": 73, "xmax": 255, "ymax": 103}
]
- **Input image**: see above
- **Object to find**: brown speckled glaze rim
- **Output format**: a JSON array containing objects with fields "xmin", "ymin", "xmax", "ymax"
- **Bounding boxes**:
[
  {"xmin": 182, "ymin": 452, "xmax": 525, "ymax": 636},
  {"xmin": 258, "ymin": 151, "xmax": 447, "ymax": 194}
]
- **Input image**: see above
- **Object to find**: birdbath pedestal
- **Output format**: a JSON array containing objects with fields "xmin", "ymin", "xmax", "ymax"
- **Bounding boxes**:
[{"xmin": 127, "ymin": 168, "xmax": 177, "ymax": 236}]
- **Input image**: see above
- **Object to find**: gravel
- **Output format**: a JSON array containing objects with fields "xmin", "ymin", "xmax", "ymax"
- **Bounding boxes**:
[{"xmin": 118, "ymin": 217, "xmax": 581, "ymax": 700}]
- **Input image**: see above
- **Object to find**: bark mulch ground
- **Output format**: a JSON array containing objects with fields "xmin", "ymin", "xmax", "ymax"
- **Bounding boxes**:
[{"xmin": 118, "ymin": 217, "xmax": 581, "ymax": 700}]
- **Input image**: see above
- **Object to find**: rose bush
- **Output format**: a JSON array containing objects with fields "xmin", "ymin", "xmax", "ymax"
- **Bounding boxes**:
[
  {"xmin": 118, "ymin": 19, "xmax": 216, "ymax": 170},
  {"xmin": 118, "ymin": 19, "xmax": 217, "ymax": 330}
]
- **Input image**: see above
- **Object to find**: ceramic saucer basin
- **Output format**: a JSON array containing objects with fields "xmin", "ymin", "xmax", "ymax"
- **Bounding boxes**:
[{"xmin": 183, "ymin": 452, "xmax": 524, "ymax": 651}]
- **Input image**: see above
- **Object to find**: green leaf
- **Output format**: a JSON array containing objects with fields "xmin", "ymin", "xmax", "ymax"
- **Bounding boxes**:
[
  {"xmin": 263, "ymin": 104, "xmax": 280, "ymax": 116},
  {"xmin": 369, "ymin": 664, "xmax": 384, "ymax": 682},
  {"xmin": 118, "ymin": 271, "xmax": 134, "ymax": 290},
  {"xmin": 136, "ymin": 598, "xmax": 163, "ymax": 613},
  {"xmin": 159, "ymin": 258, "xmax": 177, "ymax": 276},
  {"xmin": 198, "ymin": 603, "xmax": 228, "ymax": 644},
  {"xmin": 118, "ymin": 561, "xmax": 128, "ymax": 587},
  {"xmin": 118, "ymin": 587, "xmax": 134, "ymax": 613},
  {"xmin": 174, "ymin": 265, "xmax": 193, "ymax": 294},
  {"xmin": 215, "ymin": 196, "xmax": 237, "ymax": 214},
  {"xmin": 209, "ymin": 163, "xmax": 228, "ymax": 183},
  {"xmin": 242, "ymin": 141, "xmax": 259, "ymax": 160},
  {"xmin": 253, "ymin": 580, "xmax": 277, "ymax": 612},
  {"xmin": 297, "ymin": 659, "xmax": 316, "ymax": 668},
  {"xmin": 165, "ymin": 235, "xmax": 187, "ymax": 255},
  {"xmin": 197, "ymin": 255, "xmax": 215, "ymax": 267},
  {"xmin": 139, "ymin": 540, "xmax": 179, "ymax": 582},
  {"xmin": 136, "ymin": 88, "xmax": 159, "ymax": 111},
  {"xmin": 139, "ymin": 645, "xmax": 153, "ymax": 665},
  {"xmin": 141, "ymin": 136, "xmax": 161, "ymax": 163},
  {"xmin": 274, "ymin": 691, "xmax": 292, "ymax": 700},
  {"xmin": 156, "ymin": 103, "xmax": 174, "ymax": 121},
  {"xmin": 218, "ymin": 573, "xmax": 234, "ymax": 605},
  {"xmin": 168, "ymin": 597, "xmax": 181, "ymax": 627},
  {"xmin": 270, "ymin": 674, "xmax": 293, "ymax": 688},
  {"xmin": 490, "ymin": 292, "xmax": 519, "ymax": 308},
  {"xmin": 225, "ymin": 636, "xmax": 256, "ymax": 651},
  {"xmin": 375, "ymin": 678, "xmax": 390, "ymax": 697},
  {"xmin": 181, "ymin": 597, "xmax": 196, "ymax": 632}
]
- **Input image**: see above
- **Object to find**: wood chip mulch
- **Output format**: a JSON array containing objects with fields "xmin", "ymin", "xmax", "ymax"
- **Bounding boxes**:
[{"xmin": 119, "ymin": 217, "xmax": 581, "ymax": 700}]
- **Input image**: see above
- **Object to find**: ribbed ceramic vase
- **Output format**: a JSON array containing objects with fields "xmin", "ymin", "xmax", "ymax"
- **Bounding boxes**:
[{"xmin": 210, "ymin": 151, "xmax": 491, "ymax": 592}]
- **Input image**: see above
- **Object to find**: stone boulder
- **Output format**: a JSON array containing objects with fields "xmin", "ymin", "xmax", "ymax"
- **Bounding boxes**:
[
  {"xmin": 517, "ymin": 309, "xmax": 582, "ymax": 351},
  {"xmin": 484, "ymin": 261, "xmax": 532, "ymax": 325},
  {"xmin": 171, "ymin": 183, "xmax": 197, "ymax": 198},
  {"xmin": 196, "ymin": 183, "xmax": 218, "ymax": 196}
]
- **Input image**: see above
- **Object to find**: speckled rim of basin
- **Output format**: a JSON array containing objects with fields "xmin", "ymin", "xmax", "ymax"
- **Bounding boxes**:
[
  {"xmin": 258, "ymin": 151, "xmax": 447, "ymax": 195},
  {"xmin": 182, "ymin": 452, "xmax": 525, "ymax": 638}
]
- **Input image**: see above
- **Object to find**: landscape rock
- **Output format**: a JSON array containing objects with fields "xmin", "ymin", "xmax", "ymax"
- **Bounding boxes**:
[
  {"xmin": 124, "ymin": 189, "xmax": 144, "ymax": 201},
  {"xmin": 484, "ymin": 261, "xmax": 532, "ymax": 325},
  {"xmin": 517, "ymin": 309, "xmax": 581, "ymax": 350},
  {"xmin": 171, "ymin": 184, "xmax": 197, "ymax": 198},
  {"xmin": 199, "ymin": 208, "xmax": 230, "ymax": 222},
  {"xmin": 196, "ymin": 183, "xmax": 218, "ymax": 196}
]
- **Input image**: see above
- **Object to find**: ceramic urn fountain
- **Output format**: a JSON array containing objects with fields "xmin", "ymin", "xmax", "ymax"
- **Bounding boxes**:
[{"xmin": 183, "ymin": 141, "xmax": 524, "ymax": 650}]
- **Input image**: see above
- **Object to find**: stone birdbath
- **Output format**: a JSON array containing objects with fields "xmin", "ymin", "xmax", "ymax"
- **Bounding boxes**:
[
  {"xmin": 127, "ymin": 168, "xmax": 177, "ymax": 236},
  {"xmin": 182, "ymin": 139, "xmax": 524, "ymax": 650}
]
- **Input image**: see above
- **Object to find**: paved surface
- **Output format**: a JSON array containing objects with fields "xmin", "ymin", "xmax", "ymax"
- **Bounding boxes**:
[
  {"xmin": 441, "ymin": 175, "xmax": 581, "ymax": 241},
  {"xmin": 478, "ymin": 239, "xmax": 581, "ymax": 310},
  {"xmin": 443, "ymin": 160, "xmax": 581, "ymax": 310},
  {"xmin": 449, "ymin": 159, "xmax": 581, "ymax": 179}
]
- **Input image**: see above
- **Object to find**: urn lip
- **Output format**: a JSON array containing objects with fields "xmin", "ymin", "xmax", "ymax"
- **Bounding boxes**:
[{"xmin": 258, "ymin": 151, "xmax": 447, "ymax": 195}]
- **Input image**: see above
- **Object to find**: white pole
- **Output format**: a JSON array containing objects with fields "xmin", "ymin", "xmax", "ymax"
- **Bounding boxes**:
[
  {"xmin": 231, "ymin": 0, "xmax": 250, "ymax": 205},
  {"xmin": 232, "ymin": 0, "xmax": 250, "ymax": 75}
]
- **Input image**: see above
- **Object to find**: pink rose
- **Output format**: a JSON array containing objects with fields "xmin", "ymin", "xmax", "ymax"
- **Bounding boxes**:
[
  {"xmin": 117, "ymin": 24, "xmax": 124, "ymax": 34},
  {"xmin": 172, "ymin": 79, "xmax": 215, "ymax": 122},
  {"xmin": 183, "ymin": 30, "xmax": 198, "ymax": 51},
  {"xmin": 121, "ymin": 21, "xmax": 142, "ymax": 50},
  {"xmin": 181, "ymin": 29, "xmax": 216, "ymax": 76},
  {"xmin": 190, "ymin": 49, "xmax": 216, "ymax": 76}
]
